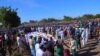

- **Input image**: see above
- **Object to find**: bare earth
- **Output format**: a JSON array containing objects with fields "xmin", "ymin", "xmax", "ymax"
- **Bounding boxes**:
[{"xmin": 77, "ymin": 39, "xmax": 100, "ymax": 56}]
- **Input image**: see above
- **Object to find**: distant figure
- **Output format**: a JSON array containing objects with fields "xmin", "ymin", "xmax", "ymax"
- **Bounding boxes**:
[
  {"xmin": 16, "ymin": 34, "xmax": 23, "ymax": 56},
  {"xmin": 7, "ymin": 34, "xmax": 12, "ymax": 56}
]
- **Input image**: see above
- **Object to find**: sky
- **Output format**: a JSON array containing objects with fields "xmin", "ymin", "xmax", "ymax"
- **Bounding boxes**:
[{"xmin": 0, "ymin": 0, "xmax": 100, "ymax": 22}]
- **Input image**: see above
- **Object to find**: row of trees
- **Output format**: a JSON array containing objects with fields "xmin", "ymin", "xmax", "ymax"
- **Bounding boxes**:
[
  {"xmin": 0, "ymin": 7, "xmax": 21, "ymax": 28},
  {"xmin": 38, "ymin": 14, "xmax": 100, "ymax": 23}
]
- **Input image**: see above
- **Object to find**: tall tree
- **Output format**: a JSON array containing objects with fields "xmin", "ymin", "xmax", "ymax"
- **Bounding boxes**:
[{"xmin": 0, "ymin": 6, "xmax": 21, "ymax": 28}]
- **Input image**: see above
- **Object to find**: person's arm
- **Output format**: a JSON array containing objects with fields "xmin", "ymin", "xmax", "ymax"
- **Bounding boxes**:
[{"xmin": 64, "ymin": 43, "xmax": 70, "ymax": 48}]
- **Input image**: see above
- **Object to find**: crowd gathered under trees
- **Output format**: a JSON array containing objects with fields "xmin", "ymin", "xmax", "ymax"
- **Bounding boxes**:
[{"xmin": 0, "ymin": 6, "xmax": 100, "ymax": 56}]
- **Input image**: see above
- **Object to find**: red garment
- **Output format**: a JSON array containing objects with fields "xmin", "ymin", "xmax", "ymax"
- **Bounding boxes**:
[
  {"xmin": 63, "ymin": 49, "xmax": 70, "ymax": 56},
  {"xmin": 64, "ymin": 29, "xmax": 67, "ymax": 36}
]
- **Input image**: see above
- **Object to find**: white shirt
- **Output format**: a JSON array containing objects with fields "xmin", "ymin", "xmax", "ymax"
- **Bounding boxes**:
[
  {"xmin": 81, "ymin": 29, "xmax": 86, "ymax": 39},
  {"xmin": 59, "ymin": 30, "xmax": 64, "ymax": 39},
  {"xmin": 25, "ymin": 34, "xmax": 29, "ymax": 44},
  {"xmin": 85, "ymin": 28, "xmax": 89, "ymax": 37},
  {"xmin": 36, "ymin": 48, "xmax": 44, "ymax": 56},
  {"xmin": 4, "ymin": 34, "xmax": 8, "ymax": 40},
  {"xmin": 17, "ymin": 36, "xmax": 20, "ymax": 47},
  {"xmin": 35, "ymin": 43, "xmax": 40, "ymax": 52},
  {"xmin": 56, "ymin": 29, "xmax": 60, "ymax": 36}
]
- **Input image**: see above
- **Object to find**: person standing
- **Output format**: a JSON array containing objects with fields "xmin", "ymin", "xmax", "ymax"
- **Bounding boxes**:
[
  {"xmin": 59, "ymin": 29, "xmax": 64, "ymax": 39},
  {"xmin": 81, "ymin": 29, "xmax": 86, "ymax": 46},
  {"xmin": 55, "ymin": 41, "xmax": 63, "ymax": 56},
  {"xmin": 36, "ymin": 45, "xmax": 44, "ymax": 56},
  {"xmin": 7, "ymin": 33, "xmax": 12, "ymax": 56},
  {"xmin": 75, "ymin": 27, "xmax": 81, "ymax": 49},
  {"xmin": 4, "ymin": 32, "xmax": 8, "ymax": 45},
  {"xmin": 63, "ymin": 41, "xmax": 70, "ymax": 56},
  {"xmin": 0, "ymin": 33, "xmax": 6, "ymax": 56},
  {"xmin": 16, "ymin": 34, "xmax": 23, "ymax": 56},
  {"xmin": 35, "ymin": 37, "xmax": 42, "ymax": 55},
  {"xmin": 56, "ymin": 28, "xmax": 60, "ymax": 39},
  {"xmin": 85, "ymin": 28, "xmax": 89, "ymax": 43},
  {"xmin": 43, "ymin": 44, "xmax": 52, "ymax": 56},
  {"xmin": 48, "ymin": 37, "xmax": 55, "ymax": 56},
  {"xmin": 29, "ymin": 36, "xmax": 35, "ymax": 56},
  {"xmin": 70, "ymin": 36, "xmax": 77, "ymax": 56}
]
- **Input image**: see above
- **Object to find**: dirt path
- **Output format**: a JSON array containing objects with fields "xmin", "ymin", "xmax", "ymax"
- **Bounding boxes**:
[{"xmin": 77, "ymin": 39, "xmax": 100, "ymax": 56}]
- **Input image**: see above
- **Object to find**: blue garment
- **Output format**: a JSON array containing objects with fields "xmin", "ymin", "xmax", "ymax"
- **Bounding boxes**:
[
  {"xmin": 48, "ymin": 40, "xmax": 54, "ymax": 46},
  {"xmin": 30, "ymin": 48, "xmax": 35, "ymax": 56}
]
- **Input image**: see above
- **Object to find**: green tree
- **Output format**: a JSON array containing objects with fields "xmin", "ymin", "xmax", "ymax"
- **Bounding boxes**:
[
  {"xmin": 0, "ymin": 6, "xmax": 21, "ymax": 28},
  {"xmin": 95, "ymin": 14, "xmax": 100, "ymax": 18},
  {"xmin": 82, "ymin": 14, "xmax": 94, "ymax": 19},
  {"xmin": 40, "ymin": 18, "xmax": 58, "ymax": 22},
  {"xmin": 40, "ymin": 18, "xmax": 48, "ymax": 22},
  {"xmin": 74, "ymin": 16, "xmax": 82, "ymax": 20},
  {"xmin": 47, "ymin": 18, "xmax": 58, "ymax": 22},
  {"xmin": 63, "ymin": 16, "xmax": 73, "ymax": 21}
]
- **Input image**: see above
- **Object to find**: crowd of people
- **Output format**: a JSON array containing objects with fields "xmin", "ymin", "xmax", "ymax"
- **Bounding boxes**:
[{"xmin": 0, "ymin": 21, "xmax": 99, "ymax": 56}]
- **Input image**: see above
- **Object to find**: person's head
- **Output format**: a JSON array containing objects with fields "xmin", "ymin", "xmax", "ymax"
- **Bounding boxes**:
[
  {"xmin": 50, "ymin": 37, "xmax": 53, "ymax": 41},
  {"xmin": 17, "ymin": 34, "xmax": 21, "ymax": 37},
  {"xmin": 58, "ymin": 36, "xmax": 61, "ymax": 39},
  {"xmin": 30, "ymin": 36, "xmax": 33, "ymax": 39}
]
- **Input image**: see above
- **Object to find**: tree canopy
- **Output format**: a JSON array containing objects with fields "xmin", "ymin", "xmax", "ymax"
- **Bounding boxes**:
[
  {"xmin": 63, "ymin": 16, "xmax": 73, "ymax": 21},
  {"xmin": 0, "ymin": 6, "xmax": 21, "ymax": 28},
  {"xmin": 38, "ymin": 14, "xmax": 100, "ymax": 23},
  {"xmin": 95, "ymin": 14, "xmax": 100, "ymax": 18},
  {"xmin": 81, "ymin": 14, "xmax": 94, "ymax": 20},
  {"xmin": 40, "ymin": 18, "xmax": 58, "ymax": 22}
]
